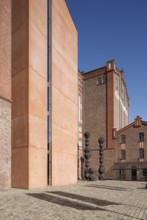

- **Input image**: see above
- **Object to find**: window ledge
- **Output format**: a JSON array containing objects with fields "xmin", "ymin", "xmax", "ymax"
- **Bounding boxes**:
[{"xmin": 120, "ymin": 159, "xmax": 126, "ymax": 162}]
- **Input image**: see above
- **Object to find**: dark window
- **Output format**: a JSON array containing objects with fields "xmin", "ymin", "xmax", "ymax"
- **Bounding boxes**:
[
  {"xmin": 121, "ymin": 150, "xmax": 126, "ymax": 160},
  {"xmin": 120, "ymin": 135, "xmax": 126, "ymax": 144},
  {"xmin": 139, "ymin": 132, "xmax": 144, "ymax": 142},
  {"xmin": 143, "ymin": 169, "xmax": 147, "ymax": 177},
  {"xmin": 139, "ymin": 148, "xmax": 144, "ymax": 158},
  {"xmin": 119, "ymin": 169, "xmax": 125, "ymax": 178}
]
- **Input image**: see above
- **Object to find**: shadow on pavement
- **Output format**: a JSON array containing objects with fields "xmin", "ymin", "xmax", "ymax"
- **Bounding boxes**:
[
  {"xmin": 26, "ymin": 193, "xmax": 105, "ymax": 211},
  {"xmin": 47, "ymin": 191, "xmax": 120, "ymax": 206},
  {"xmin": 26, "ymin": 192, "xmax": 144, "ymax": 219}
]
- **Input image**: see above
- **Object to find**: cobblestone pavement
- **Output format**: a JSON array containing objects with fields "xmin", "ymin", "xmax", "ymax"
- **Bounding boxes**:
[{"xmin": 0, "ymin": 180, "xmax": 147, "ymax": 220}]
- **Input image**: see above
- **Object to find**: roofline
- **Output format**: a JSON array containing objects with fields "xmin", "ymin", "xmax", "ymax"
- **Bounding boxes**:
[
  {"xmin": 82, "ymin": 66, "xmax": 106, "ymax": 75},
  {"xmin": 116, "ymin": 122, "xmax": 134, "ymax": 134},
  {"xmin": 79, "ymin": 60, "xmax": 130, "ymax": 102},
  {"xmin": 117, "ymin": 120, "xmax": 147, "ymax": 134},
  {"xmin": 65, "ymin": 0, "xmax": 78, "ymax": 32}
]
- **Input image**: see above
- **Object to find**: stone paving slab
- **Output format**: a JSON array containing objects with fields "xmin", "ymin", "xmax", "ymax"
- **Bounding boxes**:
[{"xmin": 0, "ymin": 180, "xmax": 147, "ymax": 220}]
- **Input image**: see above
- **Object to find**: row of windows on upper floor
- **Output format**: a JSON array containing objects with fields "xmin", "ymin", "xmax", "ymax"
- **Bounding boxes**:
[
  {"xmin": 78, "ymin": 74, "xmax": 106, "ymax": 87},
  {"xmin": 120, "ymin": 133, "xmax": 145, "ymax": 143},
  {"xmin": 120, "ymin": 148, "xmax": 145, "ymax": 160},
  {"xmin": 78, "ymin": 75, "xmax": 106, "ymax": 87},
  {"xmin": 78, "ymin": 75, "xmax": 128, "ymax": 103},
  {"xmin": 97, "ymin": 75, "xmax": 127, "ymax": 92}
]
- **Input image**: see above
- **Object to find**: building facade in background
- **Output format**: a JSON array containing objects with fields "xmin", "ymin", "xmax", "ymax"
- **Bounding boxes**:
[
  {"xmin": 78, "ymin": 60, "xmax": 130, "ymax": 179},
  {"xmin": 113, "ymin": 116, "xmax": 147, "ymax": 181}
]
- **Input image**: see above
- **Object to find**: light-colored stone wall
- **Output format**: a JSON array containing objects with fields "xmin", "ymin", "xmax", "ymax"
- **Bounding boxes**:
[
  {"xmin": 78, "ymin": 74, "xmax": 84, "ymax": 179},
  {"xmin": 0, "ymin": 0, "xmax": 11, "ymax": 190},
  {"xmin": 0, "ymin": 0, "xmax": 11, "ymax": 101},
  {"xmin": 114, "ymin": 72, "xmax": 129, "ymax": 130},
  {"xmin": 51, "ymin": 0, "xmax": 78, "ymax": 185},
  {"xmin": 0, "ymin": 99, "xmax": 11, "ymax": 190}
]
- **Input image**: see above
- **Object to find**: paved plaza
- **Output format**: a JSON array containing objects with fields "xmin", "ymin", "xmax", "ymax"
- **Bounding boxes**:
[{"xmin": 0, "ymin": 180, "xmax": 147, "ymax": 220}]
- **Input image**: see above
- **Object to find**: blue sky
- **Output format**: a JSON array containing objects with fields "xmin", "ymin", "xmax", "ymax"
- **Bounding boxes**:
[{"xmin": 66, "ymin": 0, "xmax": 147, "ymax": 123}]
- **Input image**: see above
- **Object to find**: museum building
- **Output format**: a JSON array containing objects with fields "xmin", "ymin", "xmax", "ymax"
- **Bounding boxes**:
[{"xmin": 1, "ymin": 0, "xmax": 147, "ymax": 190}]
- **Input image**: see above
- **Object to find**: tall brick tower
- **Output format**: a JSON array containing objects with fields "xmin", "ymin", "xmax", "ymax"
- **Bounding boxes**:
[{"xmin": 79, "ymin": 60, "xmax": 129, "ymax": 178}]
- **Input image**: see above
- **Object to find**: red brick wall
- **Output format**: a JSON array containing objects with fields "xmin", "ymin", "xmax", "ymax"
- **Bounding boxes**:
[
  {"xmin": 106, "ymin": 70, "xmax": 114, "ymax": 149},
  {"xmin": 104, "ymin": 148, "xmax": 115, "ymax": 179},
  {"xmin": 81, "ymin": 60, "xmax": 129, "ymax": 178},
  {"xmin": 82, "ymin": 72, "xmax": 107, "ymax": 177},
  {"xmin": 116, "ymin": 124, "xmax": 147, "ymax": 163}
]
